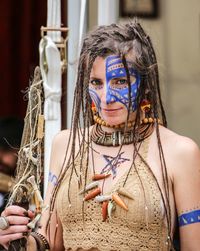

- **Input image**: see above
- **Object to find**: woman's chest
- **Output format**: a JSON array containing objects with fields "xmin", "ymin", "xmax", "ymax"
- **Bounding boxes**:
[
  {"xmin": 57, "ymin": 152, "xmax": 166, "ymax": 227},
  {"xmin": 88, "ymin": 148, "xmax": 134, "ymax": 194}
]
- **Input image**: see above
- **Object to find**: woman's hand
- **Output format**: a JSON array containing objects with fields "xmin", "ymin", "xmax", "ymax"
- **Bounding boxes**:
[{"xmin": 0, "ymin": 206, "xmax": 34, "ymax": 249}]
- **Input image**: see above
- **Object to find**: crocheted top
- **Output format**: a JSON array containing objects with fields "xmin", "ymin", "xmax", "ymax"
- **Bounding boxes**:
[{"xmin": 56, "ymin": 138, "xmax": 171, "ymax": 251}]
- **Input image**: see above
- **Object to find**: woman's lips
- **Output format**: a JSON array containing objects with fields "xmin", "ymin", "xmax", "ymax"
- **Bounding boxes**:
[{"xmin": 101, "ymin": 107, "xmax": 123, "ymax": 113}]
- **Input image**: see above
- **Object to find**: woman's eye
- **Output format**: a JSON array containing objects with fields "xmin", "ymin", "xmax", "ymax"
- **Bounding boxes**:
[
  {"xmin": 116, "ymin": 79, "xmax": 127, "ymax": 85},
  {"xmin": 89, "ymin": 79, "xmax": 103, "ymax": 89},
  {"xmin": 111, "ymin": 79, "xmax": 128, "ymax": 89}
]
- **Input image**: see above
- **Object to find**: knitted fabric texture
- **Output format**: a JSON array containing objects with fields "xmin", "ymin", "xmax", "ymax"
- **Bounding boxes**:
[{"xmin": 56, "ymin": 138, "xmax": 171, "ymax": 251}]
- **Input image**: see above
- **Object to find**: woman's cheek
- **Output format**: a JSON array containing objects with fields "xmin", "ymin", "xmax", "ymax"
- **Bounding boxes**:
[{"xmin": 89, "ymin": 88, "xmax": 101, "ymax": 113}]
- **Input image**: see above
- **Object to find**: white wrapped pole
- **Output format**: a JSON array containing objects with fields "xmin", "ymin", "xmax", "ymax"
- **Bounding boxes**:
[
  {"xmin": 78, "ymin": 0, "xmax": 87, "ymax": 51},
  {"xmin": 98, "ymin": 0, "xmax": 119, "ymax": 25},
  {"xmin": 47, "ymin": 0, "xmax": 61, "ymax": 41},
  {"xmin": 40, "ymin": 0, "xmax": 62, "ymax": 195},
  {"xmin": 67, "ymin": 0, "xmax": 87, "ymax": 128}
]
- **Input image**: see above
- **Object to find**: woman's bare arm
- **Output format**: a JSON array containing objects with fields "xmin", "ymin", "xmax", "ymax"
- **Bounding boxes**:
[
  {"xmin": 36, "ymin": 129, "xmax": 71, "ymax": 250},
  {"xmin": 172, "ymin": 137, "xmax": 200, "ymax": 251}
]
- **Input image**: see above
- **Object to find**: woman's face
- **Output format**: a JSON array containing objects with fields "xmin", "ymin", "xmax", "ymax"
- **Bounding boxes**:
[{"xmin": 89, "ymin": 55, "xmax": 140, "ymax": 126}]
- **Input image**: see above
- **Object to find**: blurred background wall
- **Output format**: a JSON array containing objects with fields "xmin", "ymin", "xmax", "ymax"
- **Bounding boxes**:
[{"xmin": 0, "ymin": 0, "xmax": 199, "ymax": 145}]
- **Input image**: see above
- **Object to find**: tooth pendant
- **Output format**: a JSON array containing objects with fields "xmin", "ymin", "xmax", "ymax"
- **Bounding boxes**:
[
  {"xmin": 79, "ymin": 181, "xmax": 99, "ymax": 194},
  {"xmin": 83, "ymin": 187, "xmax": 101, "ymax": 201},
  {"xmin": 92, "ymin": 173, "xmax": 111, "ymax": 181},
  {"xmin": 108, "ymin": 200, "xmax": 116, "ymax": 219},
  {"xmin": 112, "ymin": 193, "xmax": 128, "ymax": 211},
  {"xmin": 94, "ymin": 195, "xmax": 112, "ymax": 203},
  {"xmin": 102, "ymin": 201, "xmax": 109, "ymax": 222}
]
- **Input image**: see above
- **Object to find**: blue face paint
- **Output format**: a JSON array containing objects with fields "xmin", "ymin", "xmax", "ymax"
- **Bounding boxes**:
[
  {"xmin": 105, "ymin": 55, "xmax": 140, "ymax": 111},
  {"xmin": 48, "ymin": 171, "xmax": 58, "ymax": 186},
  {"xmin": 89, "ymin": 55, "xmax": 140, "ymax": 115},
  {"xmin": 178, "ymin": 209, "xmax": 200, "ymax": 227},
  {"xmin": 89, "ymin": 88, "xmax": 101, "ymax": 112}
]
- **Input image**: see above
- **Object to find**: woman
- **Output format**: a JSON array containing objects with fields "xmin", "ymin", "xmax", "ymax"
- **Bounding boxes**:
[{"xmin": 0, "ymin": 21, "xmax": 200, "ymax": 251}]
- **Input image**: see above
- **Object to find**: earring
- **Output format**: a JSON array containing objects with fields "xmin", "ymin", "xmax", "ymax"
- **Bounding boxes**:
[
  {"xmin": 140, "ymin": 99, "xmax": 161, "ymax": 124},
  {"xmin": 140, "ymin": 99, "xmax": 154, "ymax": 124},
  {"xmin": 91, "ymin": 101, "xmax": 97, "ymax": 114}
]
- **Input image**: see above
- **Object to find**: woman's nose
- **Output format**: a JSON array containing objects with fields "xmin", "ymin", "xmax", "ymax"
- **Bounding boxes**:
[{"xmin": 101, "ymin": 83, "xmax": 116, "ymax": 105}]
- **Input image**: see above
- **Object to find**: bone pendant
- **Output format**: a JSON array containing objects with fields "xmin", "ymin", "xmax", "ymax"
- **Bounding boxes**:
[
  {"xmin": 79, "ymin": 181, "xmax": 99, "ymax": 194},
  {"xmin": 108, "ymin": 200, "xmax": 116, "ymax": 219},
  {"xmin": 94, "ymin": 195, "xmax": 112, "ymax": 203}
]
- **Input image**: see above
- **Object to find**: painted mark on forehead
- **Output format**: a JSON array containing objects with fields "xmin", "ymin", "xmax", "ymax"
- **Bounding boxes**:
[
  {"xmin": 105, "ymin": 55, "xmax": 136, "ymax": 79},
  {"xmin": 106, "ymin": 56, "xmax": 126, "ymax": 80},
  {"xmin": 107, "ymin": 56, "xmax": 121, "ymax": 66}
]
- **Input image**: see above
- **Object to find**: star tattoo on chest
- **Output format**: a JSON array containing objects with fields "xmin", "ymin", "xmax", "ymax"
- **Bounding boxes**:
[{"xmin": 100, "ymin": 152, "xmax": 130, "ymax": 179}]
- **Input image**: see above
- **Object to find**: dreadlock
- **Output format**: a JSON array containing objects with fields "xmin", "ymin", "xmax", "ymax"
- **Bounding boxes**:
[{"xmin": 47, "ymin": 20, "xmax": 173, "ymax": 249}]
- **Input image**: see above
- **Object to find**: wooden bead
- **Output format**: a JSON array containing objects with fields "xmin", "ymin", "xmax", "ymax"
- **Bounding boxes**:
[
  {"xmin": 127, "ymin": 122, "xmax": 132, "ymax": 128},
  {"xmin": 93, "ymin": 115, "xmax": 135, "ymax": 129},
  {"xmin": 102, "ymin": 121, "xmax": 106, "ymax": 126}
]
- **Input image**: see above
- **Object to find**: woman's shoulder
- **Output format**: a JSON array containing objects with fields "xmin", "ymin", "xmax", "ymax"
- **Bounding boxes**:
[
  {"xmin": 158, "ymin": 125, "xmax": 199, "ymax": 153},
  {"xmin": 158, "ymin": 125, "xmax": 200, "ymax": 176},
  {"xmin": 53, "ymin": 129, "xmax": 71, "ymax": 144},
  {"xmin": 49, "ymin": 129, "xmax": 72, "ymax": 170}
]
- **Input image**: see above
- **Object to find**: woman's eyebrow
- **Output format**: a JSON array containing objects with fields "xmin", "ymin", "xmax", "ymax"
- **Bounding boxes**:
[
  {"xmin": 110, "ymin": 77, "xmax": 127, "ymax": 80},
  {"xmin": 90, "ymin": 76, "xmax": 103, "ymax": 80}
]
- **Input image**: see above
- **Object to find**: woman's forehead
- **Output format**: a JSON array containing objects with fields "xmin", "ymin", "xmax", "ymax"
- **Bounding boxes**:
[
  {"xmin": 91, "ymin": 56, "xmax": 122, "ymax": 78},
  {"xmin": 90, "ymin": 57, "xmax": 106, "ymax": 78},
  {"xmin": 91, "ymin": 54, "xmax": 135, "ymax": 76}
]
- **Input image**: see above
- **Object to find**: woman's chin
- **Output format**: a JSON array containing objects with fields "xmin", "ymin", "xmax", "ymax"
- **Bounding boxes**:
[{"xmin": 102, "ymin": 116, "xmax": 125, "ymax": 126}]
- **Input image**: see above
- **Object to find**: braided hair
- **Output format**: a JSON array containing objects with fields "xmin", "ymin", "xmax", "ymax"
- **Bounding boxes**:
[{"xmin": 48, "ymin": 20, "xmax": 173, "ymax": 249}]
